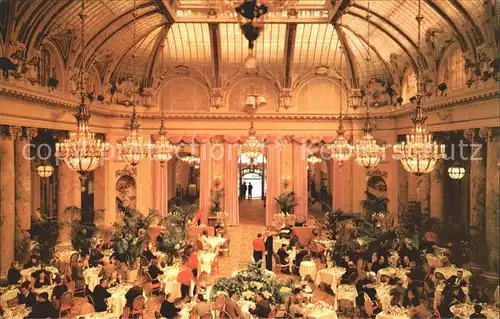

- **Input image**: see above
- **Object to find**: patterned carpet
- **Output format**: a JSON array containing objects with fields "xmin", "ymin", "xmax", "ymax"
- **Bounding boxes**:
[{"xmin": 71, "ymin": 200, "xmax": 336, "ymax": 317}]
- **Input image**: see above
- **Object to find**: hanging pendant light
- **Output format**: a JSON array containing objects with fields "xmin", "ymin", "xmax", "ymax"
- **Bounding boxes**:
[
  {"xmin": 392, "ymin": 0, "xmax": 445, "ymax": 175},
  {"xmin": 448, "ymin": 161, "xmax": 466, "ymax": 180},
  {"xmin": 151, "ymin": 44, "xmax": 174, "ymax": 165},
  {"xmin": 37, "ymin": 161, "xmax": 54, "ymax": 178},
  {"xmin": 326, "ymin": 44, "xmax": 353, "ymax": 165},
  {"xmin": 55, "ymin": 0, "xmax": 110, "ymax": 188},
  {"xmin": 354, "ymin": 5, "xmax": 386, "ymax": 169},
  {"xmin": 241, "ymin": 116, "xmax": 263, "ymax": 161}
]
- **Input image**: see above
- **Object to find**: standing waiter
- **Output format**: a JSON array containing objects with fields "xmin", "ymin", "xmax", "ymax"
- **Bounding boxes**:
[{"xmin": 264, "ymin": 231, "xmax": 274, "ymax": 271}]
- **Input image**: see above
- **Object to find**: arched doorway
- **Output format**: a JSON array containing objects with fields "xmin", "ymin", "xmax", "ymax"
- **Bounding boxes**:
[
  {"xmin": 171, "ymin": 151, "xmax": 200, "ymax": 207},
  {"xmin": 306, "ymin": 149, "xmax": 332, "ymax": 221},
  {"xmin": 237, "ymin": 154, "xmax": 267, "ymax": 224}
]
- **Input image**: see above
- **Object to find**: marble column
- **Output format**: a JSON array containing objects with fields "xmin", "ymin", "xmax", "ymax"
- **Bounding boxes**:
[
  {"xmin": 292, "ymin": 138, "xmax": 308, "ymax": 222},
  {"xmin": 416, "ymin": 174, "xmax": 430, "ymax": 215},
  {"xmin": 93, "ymin": 164, "xmax": 106, "ymax": 213},
  {"xmin": 223, "ymin": 137, "xmax": 239, "ymax": 226},
  {"xmin": 469, "ymin": 140, "xmax": 487, "ymax": 237},
  {"xmin": 485, "ymin": 133, "xmax": 499, "ymax": 272},
  {"xmin": 152, "ymin": 161, "xmax": 162, "ymax": 214},
  {"xmin": 14, "ymin": 134, "xmax": 35, "ymax": 263},
  {"xmin": 57, "ymin": 162, "xmax": 81, "ymax": 250},
  {"xmin": 265, "ymin": 137, "xmax": 282, "ymax": 226},
  {"xmin": 198, "ymin": 138, "xmax": 212, "ymax": 224},
  {"xmin": 429, "ymin": 160, "xmax": 445, "ymax": 221},
  {"xmin": 397, "ymin": 164, "xmax": 409, "ymax": 213},
  {"xmin": 0, "ymin": 136, "xmax": 15, "ymax": 276}
]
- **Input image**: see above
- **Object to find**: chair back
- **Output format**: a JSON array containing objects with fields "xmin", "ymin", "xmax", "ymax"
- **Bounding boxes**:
[
  {"xmin": 80, "ymin": 302, "xmax": 95, "ymax": 315},
  {"xmin": 132, "ymin": 295, "xmax": 146, "ymax": 311},
  {"xmin": 269, "ymin": 307, "xmax": 278, "ymax": 318},
  {"xmin": 214, "ymin": 294, "xmax": 225, "ymax": 310},
  {"xmin": 60, "ymin": 291, "xmax": 74, "ymax": 307},
  {"xmin": 363, "ymin": 293, "xmax": 373, "ymax": 316},
  {"xmin": 219, "ymin": 310, "xmax": 231, "ymax": 319},
  {"xmin": 199, "ymin": 314, "xmax": 212, "ymax": 319},
  {"xmin": 70, "ymin": 252, "xmax": 80, "ymax": 264},
  {"xmin": 87, "ymin": 295, "xmax": 96, "ymax": 306},
  {"xmin": 273, "ymin": 253, "xmax": 281, "ymax": 265},
  {"xmin": 139, "ymin": 255, "xmax": 149, "ymax": 267}
]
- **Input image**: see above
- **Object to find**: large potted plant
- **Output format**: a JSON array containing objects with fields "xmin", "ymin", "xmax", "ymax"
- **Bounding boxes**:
[
  {"xmin": 210, "ymin": 188, "xmax": 225, "ymax": 214},
  {"xmin": 113, "ymin": 209, "xmax": 158, "ymax": 282},
  {"xmin": 273, "ymin": 191, "xmax": 297, "ymax": 214},
  {"xmin": 30, "ymin": 214, "xmax": 62, "ymax": 264}
]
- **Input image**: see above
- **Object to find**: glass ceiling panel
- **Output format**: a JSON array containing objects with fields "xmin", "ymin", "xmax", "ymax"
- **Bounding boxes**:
[
  {"xmin": 163, "ymin": 23, "xmax": 212, "ymax": 66},
  {"xmin": 294, "ymin": 24, "xmax": 341, "ymax": 70},
  {"xmin": 459, "ymin": 0, "xmax": 486, "ymax": 27},
  {"xmin": 115, "ymin": 26, "xmax": 162, "ymax": 81},
  {"xmin": 220, "ymin": 23, "xmax": 286, "ymax": 76}
]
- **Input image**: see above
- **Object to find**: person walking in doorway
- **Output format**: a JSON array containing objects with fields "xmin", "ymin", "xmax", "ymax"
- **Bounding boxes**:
[
  {"xmin": 247, "ymin": 182, "xmax": 253, "ymax": 199},
  {"xmin": 241, "ymin": 182, "xmax": 247, "ymax": 200}
]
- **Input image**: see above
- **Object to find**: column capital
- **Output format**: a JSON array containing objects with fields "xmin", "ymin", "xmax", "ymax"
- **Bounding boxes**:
[{"xmin": 0, "ymin": 125, "xmax": 21, "ymax": 140}]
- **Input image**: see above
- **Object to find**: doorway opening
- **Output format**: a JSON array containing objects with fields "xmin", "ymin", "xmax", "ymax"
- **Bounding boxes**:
[{"xmin": 238, "ymin": 154, "xmax": 267, "ymax": 224}]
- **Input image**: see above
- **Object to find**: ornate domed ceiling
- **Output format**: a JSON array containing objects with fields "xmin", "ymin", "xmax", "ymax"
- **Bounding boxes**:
[{"xmin": 0, "ymin": 0, "xmax": 496, "ymax": 113}]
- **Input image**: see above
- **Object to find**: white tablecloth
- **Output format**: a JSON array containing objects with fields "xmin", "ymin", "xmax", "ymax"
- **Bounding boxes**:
[
  {"xmin": 337, "ymin": 284, "xmax": 358, "ymax": 304},
  {"xmin": 205, "ymin": 236, "xmax": 227, "ymax": 251},
  {"xmin": 33, "ymin": 284, "xmax": 55, "ymax": 300},
  {"xmin": 81, "ymin": 312, "xmax": 118, "ymax": 319},
  {"xmin": 450, "ymin": 303, "xmax": 500, "ymax": 319},
  {"xmin": 374, "ymin": 284, "xmax": 393, "ymax": 310},
  {"xmin": 433, "ymin": 284, "xmax": 470, "ymax": 309},
  {"xmin": 2, "ymin": 305, "xmax": 30, "ymax": 319},
  {"xmin": 164, "ymin": 281, "xmax": 182, "ymax": 299},
  {"xmin": 375, "ymin": 310, "xmax": 409, "ymax": 319},
  {"xmin": 425, "ymin": 254, "xmax": 444, "ymax": 268},
  {"xmin": 435, "ymin": 266, "xmax": 471, "ymax": 279},
  {"xmin": 273, "ymin": 238, "xmax": 290, "ymax": 252},
  {"xmin": 304, "ymin": 306, "xmax": 337, "ymax": 319},
  {"xmin": 20, "ymin": 266, "xmax": 58, "ymax": 282},
  {"xmin": 84, "ymin": 267, "xmax": 102, "ymax": 292},
  {"xmin": 161, "ymin": 266, "xmax": 180, "ymax": 282},
  {"xmin": 315, "ymin": 267, "xmax": 346, "ymax": 293},
  {"xmin": 377, "ymin": 268, "xmax": 408, "ymax": 288},
  {"xmin": 107, "ymin": 284, "xmax": 133, "ymax": 316},
  {"xmin": 0, "ymin": 287, "xmax": 19, "ymax": 303},
  {"xmin": 299, "ymin": 261, "xmax": 317, "ymax": 280},
  {"xmin": 198, "ymin": 252, "xmax": 216, "ymax": 275}
]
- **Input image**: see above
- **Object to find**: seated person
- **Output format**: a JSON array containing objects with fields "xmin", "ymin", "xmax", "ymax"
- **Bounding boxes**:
[
  {"xmin": 142, "ymin": 243, "xmax": 156, "ymax": 262},
  {"xmin": 51, "ymin": 276, "xmax": 68, "ymax": 301},
  {"xmin": 160, "ymin": 293, "xmax": 181, "ymax": 318},
  {"xmin": 92, "ymin": 278, "xmax": 111, "ymax": 312},
  {"xmin": 148, "ymin": 258, "xmax": 164, "ymax": 286},
  {"xmin": 89, "ymin": 246, "xmax": 104, "ymax": 267},
  {"xmin": 340, "ymin": 261, "xmax": 358, "ymax": 284},
  {"xmin": 192, "ymin": 294, "xmax": 211, "ymax": 317},
  {"xmin": 371, "ymin": 255, "xmax": 388, "ymax": 274},
  {"xmin": 224, "ymin": 291, "xmax": 245, "ymax": 319},
  {"xmin": 356, "ymin": 272, "xmax": 381, "ymax": 313},
  {"xmin": 24, "ymin": 256, "xmax": 39, "ymax": 269},
  {"xmin": 18, "ymin": 281, "xmax": 37, "ymax": 308},
  {"xmin": 407, "ymin": 297, "xmax": 431, "ymax": 319},
  {"xmin": 293, "ymin": 245, "xmax": 309, "ymax": 275},
  {"xmin": 125, "ymin": 278, "xmax": 145, "ymax": 308},
  {"xmin": 470, "ymin": 304, "xmax": 487, "ymax": 319},
  {"xmin": 285, "ymin": 288, "xmax": 305, "ymax": 317},
  {"xmin": 249, "ymin": 293, "xmax": 271, "ymax": 318},
  {"xmin": 289, "ymin": 234, "xmax": 299, "ymax": 249},
  {"xmin": 7, "ymin": 261, "xmax": 22, "ymax": 285},
  {"xmin": 26, "ymin": 292, "xmax": 57, "ymax": 319},
  {"xmin": 34, "ymin": 270, "xmax": 52, "ymax": 288},
  {"xmin": 277, "ymin": 244, "xmax": 290, "ymax": 265},
  {"xmin": 99, "ymin": 259, "xmax": 116, "ymax": 279},
  {"xmin": 71, "ymin": 260, "xmax": 86, "ymax": 293}
]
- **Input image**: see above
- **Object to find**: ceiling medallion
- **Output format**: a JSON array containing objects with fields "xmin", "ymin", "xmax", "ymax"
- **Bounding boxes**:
[{"xmin": 55, "ymin": 0, "xmax": 110, "ymax": 190}]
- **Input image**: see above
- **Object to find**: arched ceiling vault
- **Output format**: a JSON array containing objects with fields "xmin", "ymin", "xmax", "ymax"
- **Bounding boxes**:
[{"xmin": 4, "ymin": 0, "xmax": 491, "ymax": 91}]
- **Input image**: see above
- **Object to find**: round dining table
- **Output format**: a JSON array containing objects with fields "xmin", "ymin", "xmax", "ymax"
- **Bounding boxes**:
[
  {"xmin": 2, "ymin": 305, "xmax": 31, "ymax": 319},
  {"xmin": 20, "ymin": 266, "xmax": 58, "ymax": 282},
  {"xmin": 314, "ymin": 267, "xmax": 346, "ymax": 293},
  {"xmin": 450, "ymin": 303, "xmax": 500, "ymax": 319},
  {"xmin": 299, "ymin": 260, "xmax": 317, "ymax": 281},
  {"xmin": 83, "ymin": 267, "xmax": 102, "ymax": 292}
]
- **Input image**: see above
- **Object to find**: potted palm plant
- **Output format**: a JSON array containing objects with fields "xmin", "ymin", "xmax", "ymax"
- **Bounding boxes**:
[{"xmin": 273, "ymin": 192, "xmax": 297, "ymax": 214}]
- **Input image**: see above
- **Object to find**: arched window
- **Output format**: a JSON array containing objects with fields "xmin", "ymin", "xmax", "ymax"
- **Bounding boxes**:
[
  {"xmin": 38, "ymin": 48, "xmax": 51, "ymax": 87},
  {"xmin": 402, "ymin": 67, "xmax": 417, "ymax": 103},
  {"xmin": 443, "ymin": 47, "xmax": 465, "ymax": 91}
]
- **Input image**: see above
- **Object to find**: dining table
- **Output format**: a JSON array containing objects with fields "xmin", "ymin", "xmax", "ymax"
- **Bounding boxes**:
[
  {"xmin": 106, "ymin": 284, "xmax": 134, "ymax": 316},
  {"xmin": 79, "ymin": 311, "xmax": 118, "ymax": 319},
  {"xmin": 425, "ymin": 254, "xmax": 444, "ymax": 268},
  {"xmin": 303, "ymin": 302, "xmax": 338, "ymax": 319},
  {"xmin": 198, "ymin": 252, "xmax": 216, "ymax": 275},
  {"xmin": 205, "ymin": 236, "xmax": 227, "ymax": 252},
  {"xmin": 374, "ymin": 283, "xmax": 393, "ymax": 310},
  {"xmin": 377, "ymin": 267, "xmax": 409, "ymax": 288},
  {"xmin": 435, "ymin": 266, "xmax": 472, "ymax": 280},
  {"xmin": 273, "ymin": 237, "xmax": 290, "ymax": 252},
  {"xmin": 375, "ymin": 309, "xmax": 409, "ymax": 319},
  {"xmin": 33, "ymin": 284, "xmax": 56, "ymax": 300},
  {"xmin": 20, "ymin": 266, "xmax": 58, "ymax": 282},
  {"xmin": 314, "ymin": 267, "xmax": 346, "ymax": 293},
  {"xmin": 84, "ymin": 267, "xmax": 102, "ymax": 292},
  {"xmin": 0, "ymin": 287, "xmax": 19, "ymax": 304},
  {"xmin": 450, "ymin": 303, "xmax": 500, "ymax": 318},
  {"xmin": 299, "ymin": 260, "xmax": 317, "ymax": 281},
  {"xmin": 2, "ymin": 305, "xmax": 31, "ymax": 319},
  {"xmin": 54, "ymin": 250, "xmax": 79, "ymax": 263}
]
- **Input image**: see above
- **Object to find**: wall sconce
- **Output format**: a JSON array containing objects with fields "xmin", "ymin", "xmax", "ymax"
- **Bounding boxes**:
[
  {"xmin": 282, "ymin": 176, "xmax": 291, "ymax": 189},
  {"xmin": 213, "ymin": 175, "xmax": 222, "ymax": 187}
]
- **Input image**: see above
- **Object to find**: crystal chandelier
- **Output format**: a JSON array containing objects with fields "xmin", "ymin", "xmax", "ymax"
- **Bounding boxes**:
[
  {"xmin": 55, "ymin": 0, "xmax": 109, "ymax": 187},
  {"xmin": 151, "ymin": 45, "xmax": 175, "ymax": 165},
  {"xmin": 307, "ymin": 154, "xmax": 322, "ymax": 165},
  {"xmin": 326, "ymin": 44, "xmax": 353, "ymax": 165},
  {"xmin": 117, "ymin": 105, "xmax": 152, "ymax": 166},
  {"xmin": 392, "ymin": 0, "xmax": 445, "ymax": 176},
  {"xmin": 180, "ymin": 155, "xmax": 200, "ymax": 166},
  {"xmin": 241, "ymin": 116, "xmax": 263, "ymax": 161},
  {"xmin": 354, "ymin": 8, "xmax": 386, "ymax": 169}
]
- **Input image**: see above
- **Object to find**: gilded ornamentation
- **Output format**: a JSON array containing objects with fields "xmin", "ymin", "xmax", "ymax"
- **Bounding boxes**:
[
  {"xmin": 115, "ymin": 165, "xmax": 137, "ymax": 178},
  {"xmin": 366, "ymin": 169, "xmax": 388, "ymax": 179}
]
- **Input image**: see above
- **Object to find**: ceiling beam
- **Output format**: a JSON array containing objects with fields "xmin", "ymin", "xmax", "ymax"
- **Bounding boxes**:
[
  {"xmin": 449, "ymin": 0, "xmax": 485, "ymax": 46},
  {"xmin": 33, "ymin": 1, "xmax": 72, "ymax": 49},
  {"xmin": 329, "ymin": 0, "xmax": 351, "ymax": 24},
  {"xmin": 154, "ymin": 0, "xmax": 175, "ymax": 24},
  {"xmin": 341, "ymin": 25, "xmax": 394, "ymax": 86},
  {"xmin": 208, "ymin": 23, "xmax": 221, "ymax": 87},
  {"xmin": 423, "ymin": 0, "xmax": 469, "ymax": 53},
  {"xmin": 283, "ymin": 23, "xmax": 297, "ymax": 88},
  {"xmin": 335, "ymin": 24, "xmax": 360, "ymax": 89},
  {"xmin": 351, "ymin": 3, "xmax": 418, "ymax": 51},
  {"xmin": 145, "ymin": 24, "xmax": 170, "ymax": 87},
  {"xmin": 346, "ymin": 11, "xmax": 418, "ymax": 70}
]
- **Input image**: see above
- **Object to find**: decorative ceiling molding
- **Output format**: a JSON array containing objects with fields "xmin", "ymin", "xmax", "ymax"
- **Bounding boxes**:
[
  {"xmin": 283, "ymin": 23, "xmax": 297, "ymax": 89},
  {"xmin": 1, "ymin": 85, "xmax": 497, "ymax": 121}
]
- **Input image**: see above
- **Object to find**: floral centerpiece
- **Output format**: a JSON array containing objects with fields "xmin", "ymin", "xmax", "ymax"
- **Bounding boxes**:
[{"xmin": 211, "ymin": 261, "xmax": 293, "ymax": 305}]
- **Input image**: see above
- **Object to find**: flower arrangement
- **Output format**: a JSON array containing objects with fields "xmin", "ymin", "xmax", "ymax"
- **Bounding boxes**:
[{"xmin": 211, "ymin": 261, "xmax": 293, "ymax": 305}]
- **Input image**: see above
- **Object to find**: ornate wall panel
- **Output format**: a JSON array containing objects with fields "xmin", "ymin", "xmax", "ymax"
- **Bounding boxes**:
[
  {"xmin": 226, "ymin": 77, "xmax": 279, "ymax": 113},
  {"xmin": 158, "ymin": 76, "xmax": 210, "ymax": 112},
  {"xmin": 294, "ymin": 77, "xmax": 347, "ymax": 113}
]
